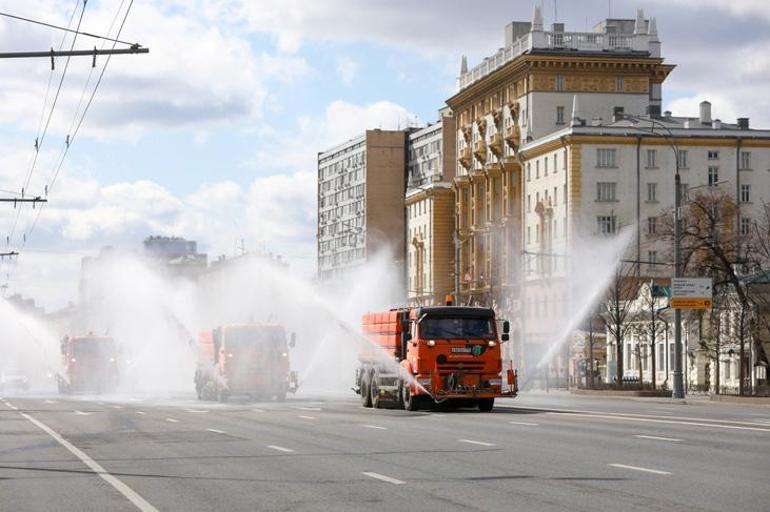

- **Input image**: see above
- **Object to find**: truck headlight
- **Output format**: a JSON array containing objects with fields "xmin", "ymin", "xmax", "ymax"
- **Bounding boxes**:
[
  {"xmin": 488, "ymin": 340, "xmax": 496, "ymax": 347},
  {"xmin": 427, "ymin": 340, "xmax": 436, "ymax": 347},
  {"xmin": 71, "ymin": 358, "xmax": 77, "ymax": 363}
]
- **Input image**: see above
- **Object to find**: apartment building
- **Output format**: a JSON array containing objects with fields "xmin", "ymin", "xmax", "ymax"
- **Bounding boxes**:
[
  {"xmin": 406, "ymin": 114, "xmax": 457, "ymax": 305},
  {"xmin": 317, "ymin": 130, "xmax": 407, "ymax": 283}
]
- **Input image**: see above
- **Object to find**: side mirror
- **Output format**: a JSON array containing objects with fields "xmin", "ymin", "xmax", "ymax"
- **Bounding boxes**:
[
  {"xmin": 289, "ymin": 332, "xmax": 296, "ymax": 348},
  {"xmin": 503, "ymin": 320, "xmax": 510, "ymax": 334},
  {"xmin": 501, "ymin": 333, "xmax": 510, "ymax": 342}
]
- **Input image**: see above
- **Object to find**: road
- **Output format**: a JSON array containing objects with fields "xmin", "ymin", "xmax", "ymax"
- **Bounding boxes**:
[{"xmin": 1, "ymin": 391, "xmax": 768, "ymax": 511}]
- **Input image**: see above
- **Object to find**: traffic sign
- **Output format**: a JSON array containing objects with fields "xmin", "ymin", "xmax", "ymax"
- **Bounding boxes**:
[{"xmin": 671, "ymin": 278, "xmax": 712, "ymax": 310}]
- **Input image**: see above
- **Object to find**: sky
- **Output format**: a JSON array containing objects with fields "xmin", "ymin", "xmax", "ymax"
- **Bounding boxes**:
[{"xmin": 0, "ymin": 0, "xmax": 769, "ymax": 310}]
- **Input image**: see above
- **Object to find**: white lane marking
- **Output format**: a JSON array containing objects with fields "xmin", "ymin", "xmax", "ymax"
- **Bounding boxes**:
[
  {"xmin": 206, "ymin": 428, "xmax": 226, "ymax": 434},
  {"xmin": 459, "ymin": 439, "xmax": 495, "ymax": 447},
  {"xmin": 6, "ymin": 403, "xmax": 19, "ymax": 411},
  {"xmin": 17, "ymin": 410, "xmax": 159, "ymax": 511},
  {"xmin": 44, "ymin": 400, "xmax": 58, "ymax": 404},
  {"xmin": 136, "ymin": 411, "xmax": 147, "ymax": 416},
  {"xmin": 165, "ymin": 418, "xmax": 179, "ymax": 423},
  {"xmin": 292, "ymin": 406, "xmax": 322, "ymax": 411},
  {"xmin": 298, "ymin": 415, "xmax": 317, "ymax": 420},
  {"xmin": 509, "ymin": 421, "xmax": 539, "ymax": 426},
  {"xmin": 266, "ymin": 445, "xmax": 294, "ymax": 453},
  {"xmin": 252, "ymin": 408, "xmax": 265, "ymax": 413},
  {"xmin": 609, "ymin": 463, "xmax": 672, "ymax": 476},
  {"xmin": 74, "ymin": 410, "xmax": 93, "ymax": 416},
  {"xmin": 498, "ymin": 403, "xmax": 770, "ymax": 428},
  {"xmin": 98, "ymin": 402, "xmax": 104, "ymax": 405},
  {"xmin": 547, "ymin": 412, "xmax": 770, "ymax": 433},
  {"xmin": 185, "ymin": 409, "xmax": 209, "ymax": 414},
  {"xmin": 635, "ymin": 434, "xmax": 682, "ymax": 442},
  {"xmin": 112, "ymin": 405, "xmax": 123, "ymax": 409},
  {"xmin": 363, "ymin": 425, "xmax": 387, "ymax": 430},
  {"xmin": 362, "ymin": 472, "xmax": 405, "ymax": 485}
]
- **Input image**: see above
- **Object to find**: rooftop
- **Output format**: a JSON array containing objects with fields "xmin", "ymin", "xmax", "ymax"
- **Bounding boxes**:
[{"xmin": 457, "ymin": 7, "xmax": 661, "ymax": 91}]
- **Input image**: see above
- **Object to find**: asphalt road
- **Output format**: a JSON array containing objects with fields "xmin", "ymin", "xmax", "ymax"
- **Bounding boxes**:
[{"xmin": 1, "ymin": 390, "xmax": 768, "ymax": 512}]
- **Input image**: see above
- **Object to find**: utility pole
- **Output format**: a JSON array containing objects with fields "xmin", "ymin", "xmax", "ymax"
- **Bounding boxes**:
[{"xmin": 673, "ymin": 172, "xmax": 685, "ymax": 398}]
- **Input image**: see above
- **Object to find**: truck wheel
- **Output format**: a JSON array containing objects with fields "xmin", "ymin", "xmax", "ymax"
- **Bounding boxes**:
[
  {"xmin": 403, "ymin": 384, "xmax": 421, "ymax": 411},
  {"xmin": 477, "ymin": 398, "xmax": 494, "ymax": 412},
  {"xmin": 370, "ymin": 373, "xmax": 381, "ymax": 409},
  {"xmin": 360, "ymin": 372, "xmax": 372, "ymax": 408}
]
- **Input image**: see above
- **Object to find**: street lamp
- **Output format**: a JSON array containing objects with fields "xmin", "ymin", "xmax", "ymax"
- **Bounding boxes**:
[{"xmin": 620, "ymin": 114, "xmax": 686, "ymax": 399}]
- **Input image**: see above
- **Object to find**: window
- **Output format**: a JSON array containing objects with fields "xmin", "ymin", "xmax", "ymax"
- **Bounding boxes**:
[
  {"xmin": 536, "ymin": 160, "xmax": 540, "ymax": 178},
  {"xmin": 740, "ymin": 151, "xmax": 752, "ymax": 170},
  {"xmin": 536, "ymin": 224, "xmax": 540, "ymax": 242},
  {"xmin": 740, "ymin": 217, "xmax": 752, "ymax": 236},
  {"xmin": 527, "ymin": 194, "xmax": 531, "ymax": 212},
  {"xmin": 556, "ymin": 106, "xmax": 565, "ymax": 124},
  {"xmin": 708, "ymin": 150, "xmax": 719, "ymax": 160},
  {"xmin": 646, "ymin": 149, "xmax": 657, "ymax": 168},
  {"xmin": 597, "ymin": 215, "xmax": 616, "ymax": 235},
  {"xmin": 648, "ymin": 250, "xmax": 658, "ymax": 270},
  {"xmin": 553, "ymin": 186, "xmax": 558, "ymax": 206},
  {"xmin": 616, "ymin": 76, "xmax": 624, "ymax": 92},
  {"xmin": 647, "ymin": 216, "xmax": 657, "ymax": 235},
  {"xmin": 708, "ymin": 166, "xmax": 719, "ymax": 186},
  {"xmin": 527, "ymin": 226, "xmax": 531, "ymax": 244},
  {"xmin": 544, "ymin": 158, "xmax": 549, "ymax": 176},
  {"xmin": 677, "ymin": 150, "xmax": 688, "ymax": 169},
  {"xmin": 597, "ymin": 148, "xmax": 616, "ymax": 168},
  {"xmin": 647, "ymin": 182, "xmax": 657, "ymax": 202},
  {"xmin": 741, "ymin": 184, "xmax": 751, "ymax": 203},
  {"xmin": 527, "ymin": 163, "xmax": 531, "ymax": 181},
  {"xmin": 596, "ymin": 182, "xmax": 617, "ymax": 202},
  {"xmin": 553, "ymin": 153, "xmax": 558, "ymax": 173},
  {"xmin": 555, "ymin": 75, "xmax": 565, "ymax": 92}
]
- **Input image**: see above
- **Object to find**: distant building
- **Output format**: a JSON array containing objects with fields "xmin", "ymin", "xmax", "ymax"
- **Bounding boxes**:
[
  {"xmin": 143, "ymin": 236, "xmax": 207, "ymax": 279},
  {"xmin": 317, "ymin": 130, "xmax": 407, "ymax": 284},
  {"xmin": 406, "ymin": 112, "xmax": 457, "ymax": 305}
]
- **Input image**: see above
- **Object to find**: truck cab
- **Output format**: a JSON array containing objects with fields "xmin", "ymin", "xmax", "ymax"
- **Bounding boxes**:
[{"xmin": 59, "ymin": 335, "xmax": 119, "ymax": 394}]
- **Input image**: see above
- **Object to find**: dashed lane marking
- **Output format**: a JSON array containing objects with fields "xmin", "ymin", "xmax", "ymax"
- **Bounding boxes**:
[
  {"xmin": 298, "ymin": 415, "xmax": 317, "ymax": 420},
  {"xmin": 548, "ymin": 411, "xmax": 770, "ymax": 433},
  {"xmin": 165, "ymin": 418, "xmax": 179, "ymax": 423},
  {"xmin": 362, "ymin": 472, "xmax": 405, "ymax": 485},
  {"xmin": 15, "ymin": 409, "xmax": 159, "ymax": 511},
  {"xmin": 509, "ymin": 421, "xmax": 539, "ymax": 426},
  {"xmin": 112, "ymin": 405, "xmax": 123, "ymax": 409},
  {"xmin": 292, "ymin": 406, "xmax": 322, "ymax": 411},
  {"xmin": 609, "ymin": 463, "xmax": 672, "ymax": 476},
  {"xmin": 135, "ymin": 411, "xmax": 147, "ymax": 416},
  {"xmin": 363, "ymin": 425, "xmax": 387, "ymax": 430},
  {"xmin": 266, "ymin": 445, "xmax": 294, "ymax": 453},
  {"xmin": 206, "ymin": 428, "xmax": 226, "ymax": 434},
  {"xmin": 459, "ymin": 439, "xmax": 495, "ymax": 447},
  {"xmin": 74, "ymin": 410, "xmax": 93, "ymax": 416},
  {"xmin": 185, "ymin": 409, "xmax": 209, "ymax": 414},
  {"xmin": 44, "ymin": 400, "xmax": 58, "ymax": 404},
  {"xmin": 252, "ymin": 408, "xmax": 265, "ymax": 413},
  {"xmin": 634, "ymin": 434, "xmax": 682, "ymax": 442}
]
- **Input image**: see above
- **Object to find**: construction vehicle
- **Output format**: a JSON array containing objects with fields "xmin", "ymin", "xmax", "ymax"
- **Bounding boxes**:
[
  {"xmin": 194, "ymin": 323, "xmax": 298, "ymax": 402},
  {"xmin": 355, "ymin": 300, "xmax": 517, "ymax": 412},
  {"xmin": 58, "ymin": 335, "xmax": 119, "ymax": 394}
]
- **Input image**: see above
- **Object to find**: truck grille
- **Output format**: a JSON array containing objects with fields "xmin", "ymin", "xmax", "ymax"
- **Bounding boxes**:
[{"xmin": 436, "ymin": 361, "xmax": 485, "ymax": 373}]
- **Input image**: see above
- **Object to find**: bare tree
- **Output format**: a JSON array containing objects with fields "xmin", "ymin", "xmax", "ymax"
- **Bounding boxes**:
[
  {"xmin": 633, "ymin": 281, "xmax": 668, "ymax": 390},
  {"xmin": 600, "ymin": 261, "xmax": 640, "ymax": 389}
]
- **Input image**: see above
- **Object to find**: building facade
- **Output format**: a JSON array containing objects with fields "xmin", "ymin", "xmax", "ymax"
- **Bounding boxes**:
[
  {"xmin": 317, "ymin": 130, "xmax": 407, "ymax": 283},
  {"xmin": 406, "ymin": 114, "xmax": 457, "ymax": 305},
  {"xmin": 446, "ymin": 7, "xmax": 674, "ymax": 379}
]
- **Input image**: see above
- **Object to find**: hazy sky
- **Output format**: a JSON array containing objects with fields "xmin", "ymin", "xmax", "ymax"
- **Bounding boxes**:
[{"xmin": 0, "ymin": 0, "xmax": 768, "ymax": 309}]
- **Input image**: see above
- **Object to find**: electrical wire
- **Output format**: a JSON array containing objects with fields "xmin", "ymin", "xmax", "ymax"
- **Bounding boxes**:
[{"xmin": 0, "ymin": 10, "xmax": 137, "ymax": 47}]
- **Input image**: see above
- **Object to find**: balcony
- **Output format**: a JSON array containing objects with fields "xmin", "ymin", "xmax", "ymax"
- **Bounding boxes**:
[
  {"xmin": 473, "ymin": 139, "xmax": 487, "ymax": 163},
  {"xmin": 504, "ymin": 125, "xmax": 520, "ymax": 150},
  {"xmin": 459, "ymin": 147, "xmax": 473, "ymax": 170},
  {"xmin": 489, "ymin": 133, "xmax": 504, "ymax": 158}
]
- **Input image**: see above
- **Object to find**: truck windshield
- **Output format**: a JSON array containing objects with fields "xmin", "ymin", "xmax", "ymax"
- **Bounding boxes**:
[
  {"xmin": 420, "ymin": 317, "xmax": 495, "ymax": 340},
  {"xmin": 226, "ymin": 327, "xmax": 285, "ymax": 351},
  {"xmin": 72, "ymin": 339, "xmax": 116, "ymax": 357}
]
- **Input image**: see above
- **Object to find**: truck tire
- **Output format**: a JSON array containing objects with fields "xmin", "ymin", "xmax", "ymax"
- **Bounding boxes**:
[
  {"xmin": 360, "ymin": 372, "xmax": 372, "ymax": 408},
  {"xmin": 370, "ymin": 372, "xmax": 381, "ymax": 409},
  {"xmin": 403, "ymin": 384, "xmax": 422, "ymax": 411},
  {"xmin": 477, "ymin": 398, "xmax": 494, "ymax": 412}
]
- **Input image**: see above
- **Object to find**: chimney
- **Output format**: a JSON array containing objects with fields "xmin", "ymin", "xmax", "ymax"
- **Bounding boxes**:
[
  {"xmin": 634, "ymin": 9, "xmax": 646, "ymax": 35},
  {"xmin": 648, "ymin": 105, "xmax": 662, "ymax": 117},
  {"xmin": 699, "ymin": 101, "xmax": 712, "ymax": 124},
  {"xmin": 737, "ymin": 117, "xmax": 750, "ymax": 130},
  {"xmin": 531, "ymin": 5, "xmax": 544, "ymax": 32},
  {"xmin": 713, "ymin": 119, "xmax": 722, "ymax": 130},
  {"xmin": 613, "ymin": 106, "xmax": 625, "ymax": 122},
  {"xmin": 571, "ymin": 95, "xmax": 581, "ymax": 126},
  {"xmin": 459, "ymin": 55, "xmax": 468, "ymax": 75},
  {"xmin": 664, "ymin": 110, "xmax": 672, "ymax": 118},
  {"xmin": 552, "ymin": 23, "xmax": 564, "ymax": 33}
]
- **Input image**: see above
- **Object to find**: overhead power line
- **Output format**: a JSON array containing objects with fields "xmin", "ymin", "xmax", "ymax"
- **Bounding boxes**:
[{"xmin": 0, "ymin": 10, "xmax": 138, "ymax": 47}]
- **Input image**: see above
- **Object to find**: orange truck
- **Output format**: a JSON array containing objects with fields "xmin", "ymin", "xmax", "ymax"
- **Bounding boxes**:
[
  {"xmin": 194, "ymin": 323, "xmax": 298, "ymax": 402},
  {"xmin": 356, "ymin": 305, "xmax": 517, "ymax": 411},
  {"xmin": 58, "ymin": 335, "xmax": 119, "ymax": 394}
]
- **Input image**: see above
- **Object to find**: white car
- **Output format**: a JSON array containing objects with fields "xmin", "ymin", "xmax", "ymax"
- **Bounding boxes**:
[{"xmin": 0, "ymin": 368, "xmax": 30, "ymax": 391}]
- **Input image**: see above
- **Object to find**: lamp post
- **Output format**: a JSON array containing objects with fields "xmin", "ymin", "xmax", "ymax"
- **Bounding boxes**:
[{"xmin": 621, "ymin": 114, "xmax": 685, "ymax": 399}]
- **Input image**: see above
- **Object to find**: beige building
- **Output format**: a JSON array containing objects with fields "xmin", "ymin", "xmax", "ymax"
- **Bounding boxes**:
[
  {"xmin": 446, "ymin": 7, "xmax": 673, "ymax": 378},
  {"xmin": 317, "ymin": 130, "xmax": 407, "ymax": 283},
  {"xmin": 406, "ymin": 114, "xmax": 457, "ymax": 305}
]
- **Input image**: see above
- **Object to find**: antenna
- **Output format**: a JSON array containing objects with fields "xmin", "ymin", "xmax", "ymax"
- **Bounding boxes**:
[
  {"xmin": 608, "ymin": 0, "xmax": 612, "ymax": 18},
  {"xmin": 554, "ymin": 0, "xmax": 558, "ymax": 22}
]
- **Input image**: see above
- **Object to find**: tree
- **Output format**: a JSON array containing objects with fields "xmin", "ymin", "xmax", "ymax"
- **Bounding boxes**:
[
  {"xmin": 632, "ymin": 281, "xmax": 668, "ymax": 390},
  {"xmin": 599, "ymin": 261, "xmax": 640, "ymax": 389}
]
